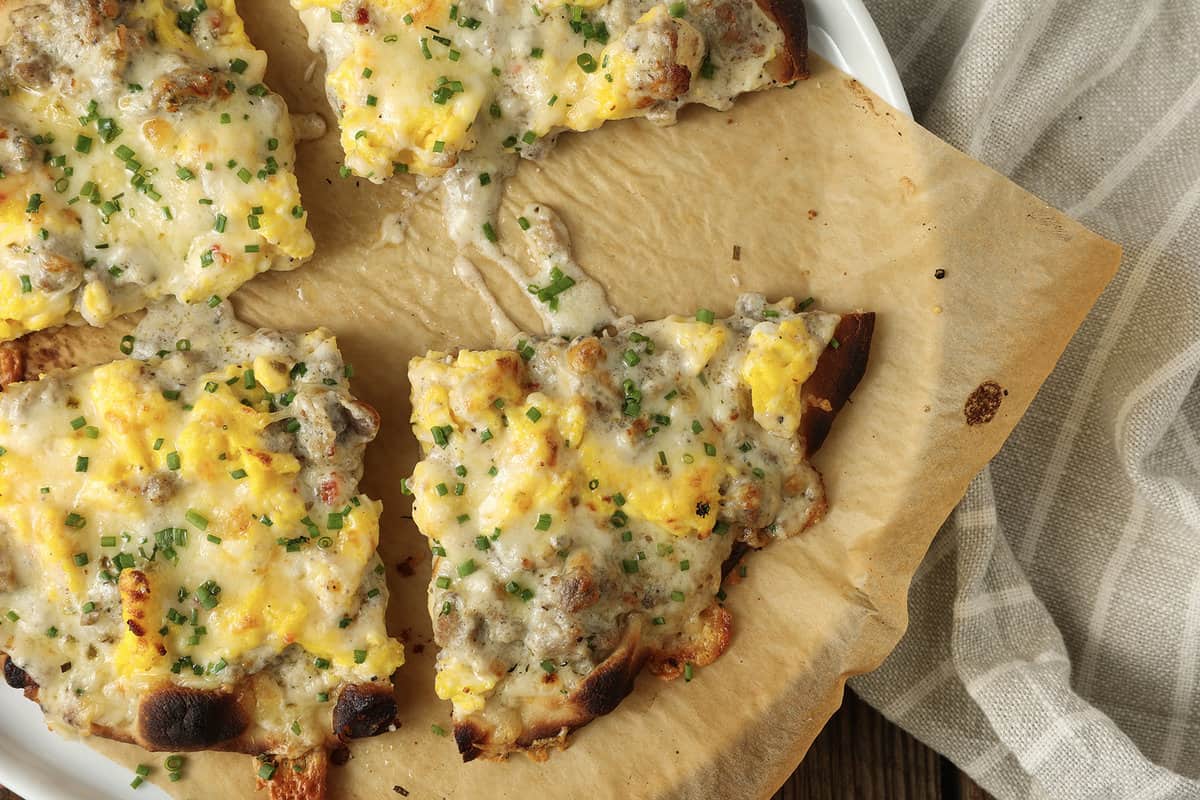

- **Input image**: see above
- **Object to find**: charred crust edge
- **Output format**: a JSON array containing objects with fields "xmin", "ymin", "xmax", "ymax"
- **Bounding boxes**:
[
  {"xmin": 801, "ymin": 312, "xmax": 875, "ymax": 456},
  {"xmin": 757, "ymin": 0, "xmax": 809, "ymax": 81},
  {"xmin": 137, "ymin": 685, "xmax": 248, "ymax": 750},
  {"xmin": 332, "ymin": 682, "xmax": 397, "ymax": 742},
  {"xmin": 2, "ymin": 653, "xmax": 35, "ymax": 692},
  {"xmin": 573, "ymin": 637, "xmax": 646, "ymax": 719},
  {"xmin": 454, "ymin": 719, "xmax": 488, "ymax": 762}
]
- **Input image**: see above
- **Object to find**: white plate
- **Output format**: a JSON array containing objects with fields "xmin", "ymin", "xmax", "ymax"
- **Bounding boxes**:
[{"xmin": 0, "ymin": 3, "xmax": 908, "ymax": 798}]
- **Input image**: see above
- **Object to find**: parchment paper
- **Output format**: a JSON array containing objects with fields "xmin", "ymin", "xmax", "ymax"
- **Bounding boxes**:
[{"xmin": 22, "ymin": 1, "xmax": 1122, "ymax": 796}]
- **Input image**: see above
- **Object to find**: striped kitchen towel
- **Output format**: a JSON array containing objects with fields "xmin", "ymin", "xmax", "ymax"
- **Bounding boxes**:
[{"xmin": 849, "ymin": 1, "xmax": 1200, "ymax": 798}]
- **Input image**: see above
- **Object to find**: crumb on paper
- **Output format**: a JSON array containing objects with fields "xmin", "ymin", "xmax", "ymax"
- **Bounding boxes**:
[
  {"xmin": 730, "ymin": 274, "xmax": 741, "ymax": 288},
  {"xmin": 935, "ymin": 268, "xmax": 946, "ymax": 279},
  {"xmin": 933, "ymin": 305, "xmax": 943, "ymax": 314},
  {"xmin": 807, "ymin": 209, "xmax": 819, "ymax": 220},
  {"xmin": 732, "ymin": 245, "xmax": 742, "ymax": 261}
]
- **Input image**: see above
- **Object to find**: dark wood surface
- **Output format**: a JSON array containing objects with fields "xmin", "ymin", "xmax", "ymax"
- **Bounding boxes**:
[
  {"xmin": 773, "ymin": 689, "xmax": 992, "ymax": 800},
  {"xmin": 1, "ymin": 690, "xmax": 989, "ymax": 799}
]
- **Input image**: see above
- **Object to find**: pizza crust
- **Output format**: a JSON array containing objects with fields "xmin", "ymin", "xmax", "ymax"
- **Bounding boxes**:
[{"xmin": 757, "ymin": 0, "xmax": 810, "ymax": 82}]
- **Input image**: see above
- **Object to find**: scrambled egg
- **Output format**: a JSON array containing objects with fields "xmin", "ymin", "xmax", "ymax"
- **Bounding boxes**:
[
  {"xmin": 435, "ymin": 659, "xmax": 498, "ymax": 714},
  {"xmin": 0, "ymin": 0, "xmax": 312, "ymax": 341},
  {"xmin": 741, "ymin": 318, "xmax": 828, "ymax": 436}
]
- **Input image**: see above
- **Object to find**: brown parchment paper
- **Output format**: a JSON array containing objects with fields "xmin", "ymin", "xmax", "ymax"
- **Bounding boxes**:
[{"xmin": 20, "ymin": 2, "xmax": 1121, "ymax": 797}]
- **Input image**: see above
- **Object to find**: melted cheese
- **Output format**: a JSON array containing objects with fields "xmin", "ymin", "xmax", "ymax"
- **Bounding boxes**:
[
  {"xmin": 0, "ymin": 0, "xmax": 313, "ymax": 341},
  {"xmin": 408, "ymin": 295, "xmax": 838, "ymax": 718},
  {"xmin": 0, "ymin": 311, "xmax": 402, "ymax": 754}
]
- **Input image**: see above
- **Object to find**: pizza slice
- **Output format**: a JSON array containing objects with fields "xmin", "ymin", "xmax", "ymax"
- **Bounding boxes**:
[
  {"xmin": 406, "ymin": 294, "xmax": 872, "ymax": 760},
  {"xmin": 0, "ymin": 0, "xmax": 314, "ymax": 342},
  {"xmin": 0, "ymin": 303, "xmax": 403, "ymax": 797},
  {"xmin": 291, "ymin": 0, "xmax": 807, "ymax": 180}
]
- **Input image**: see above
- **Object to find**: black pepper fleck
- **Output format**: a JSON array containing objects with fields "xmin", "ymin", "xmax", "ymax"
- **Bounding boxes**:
[{"xmin": 934, "ymin": 268, "xmax": 946, "ymax": 279}]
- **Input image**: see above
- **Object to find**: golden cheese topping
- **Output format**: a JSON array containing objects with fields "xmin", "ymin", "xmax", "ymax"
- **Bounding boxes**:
[
  {"xmin": 0, "ymin": 0, "xmax": 313, "ymax": 342},
  {"xmin": 408, "ymin": 294, "xmax": 837, "ymax": 731},
  {"xmin": 0, "ymin": 304, "xmax": 402, "ymax": 755},
  {"xmin": 293, "ymin": 0, "xmax": 794, "ymax": 180}
]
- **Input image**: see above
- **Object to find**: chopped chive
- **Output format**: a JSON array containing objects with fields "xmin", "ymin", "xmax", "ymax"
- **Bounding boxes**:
[
  {"xmin": 457, "ymin": 559, "xmax": 477, "ymax": 577},
  {"xmin": 695, "ymin": 308, "xmax": 715, "ymax": 324}
]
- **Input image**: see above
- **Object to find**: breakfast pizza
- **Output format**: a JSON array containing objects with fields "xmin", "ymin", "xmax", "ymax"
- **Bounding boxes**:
[
  {"xmin": 407, "ymin": 293, "xmax": 873, "ymax": 760},
  {"xmin": 0, "ymin": 0, "xmax": 313, "ymax": 342},
  {"xmin": 0, "ymin": 303, "xmax": 404, "ymax": 797},
  {"xmin": 291, "ymin": 0, "xmax": 808, "ymax": 180}
]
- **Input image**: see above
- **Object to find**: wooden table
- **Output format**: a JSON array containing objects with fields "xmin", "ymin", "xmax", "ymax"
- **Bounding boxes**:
[
  {"xmin": 1, "ymin": 690, "xmax": 990, "ymax": 799},
  {"xmin": 774, "ymin": 690, "xmax": 992, "ymax": 800}
]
